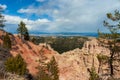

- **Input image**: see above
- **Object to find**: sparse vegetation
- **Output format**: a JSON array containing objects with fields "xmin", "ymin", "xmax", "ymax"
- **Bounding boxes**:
[
  {"xmin": 89, "ymin": 66, "xmax": 100, "ymax": 80},
  {"xmin": 3, "ymin": 33, "xmax": 11, "ymax": 49},
  {"xmin": 97, "ymin": 54, "xmax": 109, "ymax": 74},
  {"xmin": 36, "ymin": 56, "xmax": 59, "ymax": 80},
  {"xmin": 5, "ymin": 54, "xmax": 27, "ymax": 75},
  {"xmin": 97, "ymin": 54, "xmax": 108, "ymax": 63}
]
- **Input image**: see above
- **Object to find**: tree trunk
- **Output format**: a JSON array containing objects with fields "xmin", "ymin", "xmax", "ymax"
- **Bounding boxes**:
[
  {"xmin": 98, "ymin": 62, "xmax": 101, "ymax": 74},
  {"xmin": 109, "ymin": 52, "xmax": 114, "ymax": 76}
]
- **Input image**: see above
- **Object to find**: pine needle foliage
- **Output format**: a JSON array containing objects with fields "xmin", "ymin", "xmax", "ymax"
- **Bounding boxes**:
[
  {"xmin": 89, "ymin": 66, "xmax": 99, "ymax": 80},
  {"xmin": 98, "ymin": 10, "xmax": 120, "ymax": 76},
  {"xmin": 17, "ymin": 21, "xmax": 30, "ymax": 40},
  {"xmin": 47, "ymin": 56, "xmax": 59, "ymax": 80},
  {"xmin": 36, "ymin": 56, "xmax": 59, "ymax": 80},
  {"xmin": 3, "ymin": 33, "xmax": 11, "ymax": 49},
  {"xmin": 5, "ymin": 54, "xmax": 27, "ymax": 75}
]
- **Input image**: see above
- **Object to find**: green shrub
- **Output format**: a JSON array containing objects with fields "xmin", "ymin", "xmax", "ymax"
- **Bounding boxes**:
[
  {"xmin": 97, "ymin": 54, "xmax": 109, "ymax": 64},
  {"xmin": 3, "ymin": 33, "xmax": 11, "ymax": 49},
  {"xmin": 89, "ymin": 66, "xmax": 99, "ymax": 80},
  {"xmin": 5, "ymin": 54, "xmax": 27, "ymax": 75}
]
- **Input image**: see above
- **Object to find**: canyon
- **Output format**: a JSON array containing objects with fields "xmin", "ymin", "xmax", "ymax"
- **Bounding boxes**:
[{"xmin": 0, "ymin": 30, "xmax": 120, "ymax": 80}]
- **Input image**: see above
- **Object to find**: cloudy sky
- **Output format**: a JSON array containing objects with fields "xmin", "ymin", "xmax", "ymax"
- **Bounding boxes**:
[{"xmin": 0, "ymin": 0, "xmax": 120, "ymax": 33}]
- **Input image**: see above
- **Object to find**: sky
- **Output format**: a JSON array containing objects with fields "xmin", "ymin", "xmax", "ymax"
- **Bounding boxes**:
[{"xmin": 0, "ymin": 0, "xmax": 120, "ymax": 33}]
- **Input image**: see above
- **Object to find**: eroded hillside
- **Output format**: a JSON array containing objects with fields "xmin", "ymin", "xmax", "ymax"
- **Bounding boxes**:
[{"xmin": 0, "ymin": 30, "xmax": 120, "ymax": 80}]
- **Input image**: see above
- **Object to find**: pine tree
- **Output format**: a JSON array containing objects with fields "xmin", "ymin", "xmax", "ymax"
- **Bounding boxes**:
[
  {"xmin": 98, "ymin": 10, "xmax": 120, "ymax": 76},
  {"xmin": 0, "ymin": 6, "xmax": 5, "ymax": 29},
  {"xmin": 5, "ymin": 54, "xmax": 27, "ymax": 75},
  {"xmin": 47, "ymin": 56, "xmax": 59, "ymax": 80},
  {"xmin": 36, "ymin": 56, "xmax": 59, "ymax": 80},
  {"xmin": 3, "ymin": 33, "xmax": 11, "ymax": 49},
  {"xmin": 17, "ymin": 21, "xmax": 30, "ymax": 40}
]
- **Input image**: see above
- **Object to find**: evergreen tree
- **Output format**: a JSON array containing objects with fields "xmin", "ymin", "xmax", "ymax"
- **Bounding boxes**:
[
  {"xmin": 3, "ymin": 33, "xmax": 11, "ymax": 49},
  {"xmin": 89, "ymin": 66, "xmax": 99, "ymax": 80},
  {"xmin": 5, "ymin": 54, "xmax": 27, "ymax": 75},
  {"xmin": 17, "ymin": 21, "xmax": 30, "ymax": 40},
  {"xmin": 36, "ymin": 56, "xmax": 59, "ymax": 80},
  {"xmin": 47, "ymin": 56, "xmax": 59, "ymax": 80},
  {"xmin": 98, "ymin": 10, "xmax": 120, "ymax": 76},
  {"xmin": 36, "ymin": 66, "xmax": 52, "ymax": 80},
  {"xmin": 0, "ymin": 6, "xmax": 5, "ymax": 29}
]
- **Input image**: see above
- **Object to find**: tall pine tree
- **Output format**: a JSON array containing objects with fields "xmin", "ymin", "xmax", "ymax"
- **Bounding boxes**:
[
  {"xmin": 17, "ymin": 21, "xmax": 30, "ymax": 40},
  {"xmin": 98, "ymin": 10, "xmax": 120, "ymax": 76}
]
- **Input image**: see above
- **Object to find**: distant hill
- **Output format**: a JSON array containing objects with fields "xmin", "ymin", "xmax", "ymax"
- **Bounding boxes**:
[{"xmin": 11, "ymin": 31, "xmax": 98, "ymax": 37}]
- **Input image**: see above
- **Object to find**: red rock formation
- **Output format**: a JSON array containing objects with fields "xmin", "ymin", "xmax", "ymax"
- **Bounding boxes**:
[
  {"xmin": 10, "ymin": 35, "xmax": 58, "ymax": 75},
  {"xmin": 0, "ymin": 31, "xmax": 57, "ymax": 75}
]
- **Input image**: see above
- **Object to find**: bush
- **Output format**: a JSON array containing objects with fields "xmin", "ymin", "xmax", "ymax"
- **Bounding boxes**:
[
  {"xmin": 97, "ymin": 54, "xmax": 108, "ymax": 63},
  {"xmin": 5, "ymin": 54, "xmax": 27, "ymax": 75},
  {"xmin": 89, "ymin": 66, "xmax": 100, "ymax": 80},
  {"xmin": 3, "ymin": 33, "xmax": 11, "ymax": 49}
]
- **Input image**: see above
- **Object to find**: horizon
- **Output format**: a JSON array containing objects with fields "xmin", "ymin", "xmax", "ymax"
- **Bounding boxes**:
[{"xmin": 0, "ymin": 0, "xmax": 120, "ymax": 33}]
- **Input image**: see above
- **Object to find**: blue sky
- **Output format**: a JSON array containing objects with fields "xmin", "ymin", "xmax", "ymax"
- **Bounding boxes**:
[{"xmin": 1, "ymin": 0, "xmax": 120, "ymax": 33}]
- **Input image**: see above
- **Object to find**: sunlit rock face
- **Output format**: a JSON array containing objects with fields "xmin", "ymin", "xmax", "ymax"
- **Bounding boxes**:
[
  {"xmin": 56, "ymin": 38, "xmax": 111, "ymax": 80},
  {"xmin": 82, "ymin": 38, "xmax": 110, "ymax": 55},
  {"xmin": 9, "ymin": 35, "xmax": 58, "ymax": 75}
]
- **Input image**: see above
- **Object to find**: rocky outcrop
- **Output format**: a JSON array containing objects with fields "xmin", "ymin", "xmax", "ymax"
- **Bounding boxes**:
[
  {"xmin": 82, "ymin": 38, "xmax": 110, "ymax": 55},
  {"xmin": 55, "ymin": 38, "xmax": 111, "ymax": 80},
  {"xmin": 56, "ymin": 48, "xmax": 90, "ymax": 80}
]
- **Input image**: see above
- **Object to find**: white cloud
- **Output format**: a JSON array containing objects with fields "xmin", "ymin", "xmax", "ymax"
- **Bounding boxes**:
[
  {"xmin": 18, "ymin": 8, "xmax": 38, "ymax": 14},
  {"xmin": 36, "ymin": 0, "xmax": 46, "ymax": 2},
  {"xmin": 0, "ymin": 4, "xmax": 7, "ymax": 10},
  {"xmin": 4, "ymin": 14, "xmax": 51, "ymax": 31},
  {"xmin": 16, "ymin": 0, "xmax": 120, "ymax": 32}
]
